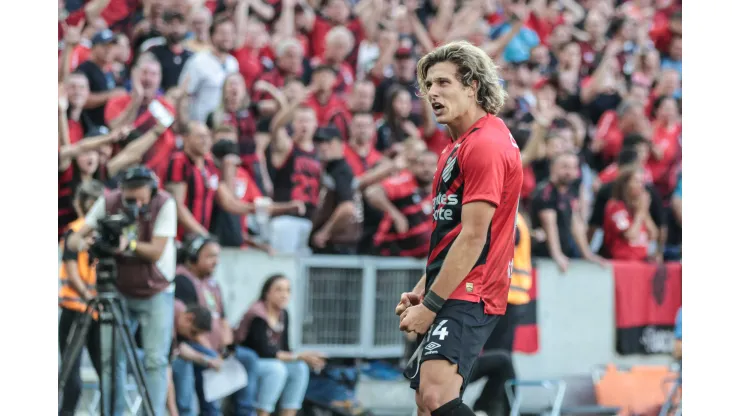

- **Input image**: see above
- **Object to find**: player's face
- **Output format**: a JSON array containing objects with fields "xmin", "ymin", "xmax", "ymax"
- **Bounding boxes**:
[
  {"xmin": 266, "ymin": 277, "xmax": 291, "ymax": 310},
  {"xmin": 424, "ymin": 61, "xmax": 477, "ymax": 125}
]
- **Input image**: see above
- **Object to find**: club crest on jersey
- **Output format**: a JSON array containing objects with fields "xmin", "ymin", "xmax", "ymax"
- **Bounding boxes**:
[{"xmin": 441, "ymin": 155, "xmax": 457, "ymax": 183}]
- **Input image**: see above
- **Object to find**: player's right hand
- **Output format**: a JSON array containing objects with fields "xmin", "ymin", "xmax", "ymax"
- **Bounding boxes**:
[{"xmin": 395, "ymin": 292, "xmax": 422, "ymax": 316}]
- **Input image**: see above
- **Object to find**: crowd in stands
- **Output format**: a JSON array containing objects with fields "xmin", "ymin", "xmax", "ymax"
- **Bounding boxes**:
[
  {"xmin": 57, "ymin": 0, "xmax": 682, "ymax": 413},
  {"xmin": 58, "ymin": 0, "xmax": 682, "ymax": 264}
]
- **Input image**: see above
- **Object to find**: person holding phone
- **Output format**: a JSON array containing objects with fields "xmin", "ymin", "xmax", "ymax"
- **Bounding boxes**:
[{"xmin": 104, "ymin": 52, "xmax": 177, "ymax": 179}]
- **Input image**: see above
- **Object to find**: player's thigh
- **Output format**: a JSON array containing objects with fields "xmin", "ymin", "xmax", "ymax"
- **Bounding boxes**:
[{"xmin": 420, "ymin": 301, "xmax": 499, "ymax": 393}]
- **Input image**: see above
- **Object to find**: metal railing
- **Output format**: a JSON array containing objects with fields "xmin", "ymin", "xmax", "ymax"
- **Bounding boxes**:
[{"xmin": 294, "ymin": 255, "xmax": 425, "ymax": 358}]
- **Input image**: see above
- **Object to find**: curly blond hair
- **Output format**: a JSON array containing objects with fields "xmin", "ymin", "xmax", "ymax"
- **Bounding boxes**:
[{"xmin": 416, "ymin": 41, "xmax": 507, "ymax": 115}]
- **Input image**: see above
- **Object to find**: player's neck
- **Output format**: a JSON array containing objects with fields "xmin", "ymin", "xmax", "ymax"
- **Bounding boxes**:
[{"xmin": 447, "ymin": 107, "xmax": 488, "ymax": 140}]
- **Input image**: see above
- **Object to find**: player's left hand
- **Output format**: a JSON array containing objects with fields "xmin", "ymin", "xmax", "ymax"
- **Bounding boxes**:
[{"xmin": 399, "ymin": 304, "xmax": 436, "ymax": 334}]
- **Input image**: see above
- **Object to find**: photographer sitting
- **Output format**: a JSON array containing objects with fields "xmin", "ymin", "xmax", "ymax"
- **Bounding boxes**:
[
  {"xmin": 67, "ymin": 165, "xmax": 178, "ymax": 415},
  {"xmin": 59, "ymin": 180, "xmax": 105, "ymax": 416},
  {"xmin": 173, "ymin": 235, "xmax": 260, "ymax": 416}
]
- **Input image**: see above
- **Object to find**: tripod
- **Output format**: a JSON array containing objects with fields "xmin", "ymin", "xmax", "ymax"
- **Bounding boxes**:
[{"xmin": 58, "ymin": 258, "xmax": 155, "ymax": 416}]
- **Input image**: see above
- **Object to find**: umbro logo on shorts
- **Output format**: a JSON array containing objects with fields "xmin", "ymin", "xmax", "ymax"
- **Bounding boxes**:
[{"xmin": 424, "ymin": 342, "xmax": 441, "ymax": 354}]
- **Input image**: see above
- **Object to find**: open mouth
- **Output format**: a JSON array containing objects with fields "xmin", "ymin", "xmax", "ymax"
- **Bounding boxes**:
[{"xmin": 431, "ymin": 102, "xmax": 445, "ymax": 115}]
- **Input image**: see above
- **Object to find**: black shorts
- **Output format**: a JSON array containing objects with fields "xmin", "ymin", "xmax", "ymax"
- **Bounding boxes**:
[{"xmin": 404, "ymin": 300, "xmax": 500, "ymax": 393}]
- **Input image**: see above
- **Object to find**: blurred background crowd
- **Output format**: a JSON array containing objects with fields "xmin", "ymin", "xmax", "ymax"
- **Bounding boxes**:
[{"xmin": 58, "ymin": 0, "xmax": 682, "ymax": 265}]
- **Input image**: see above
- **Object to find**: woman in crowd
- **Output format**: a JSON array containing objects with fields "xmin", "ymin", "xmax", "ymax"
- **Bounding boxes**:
[
  {"xmin": 235, "ymin": 274, "xmax": 326, "ymax": 416},
  {"xmin": 602, "ymin": 167, "xmax": 658, "ymax": 261},
  {"xmin": 375, "ymin": 85, "xmax": 421, "ymax": 154}
]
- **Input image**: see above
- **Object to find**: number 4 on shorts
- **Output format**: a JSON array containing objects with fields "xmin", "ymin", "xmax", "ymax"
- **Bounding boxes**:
[{"xmin": 432, "ymin": 319, "xmax": 449, "ymax": 341}]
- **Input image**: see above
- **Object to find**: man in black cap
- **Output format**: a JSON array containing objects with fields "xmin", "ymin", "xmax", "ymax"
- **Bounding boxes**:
[
  {"xmin": 311, "ymin": 127, "xmax": 362, "ymax": 254},
  {"xmin": 76, "ymin": 29, "xmax": 126, "ymax": 127},
  {"xmin": 372, "ymin": 45, "xmax": 420, "ymax": 116},
  {"xmin": 147, "ymin": 10, "xmax": 193, "ymax": 92}
]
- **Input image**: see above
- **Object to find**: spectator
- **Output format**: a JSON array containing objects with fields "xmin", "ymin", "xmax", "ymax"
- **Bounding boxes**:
[
  {"xmin": 76, "ymin": 29, "xmax": 127, "ymax": 127},
  {"xmin": 179, "ymin": 16, "xmax": 239, "ymax": 123},
  {"xmin": 146, "ymin": 10, "xmax": 193, "ymax": 92},
  {"xmin": 184, "ymin": 6, "xmax": 213, "ymax": 53},
  {"xmin": 235, "ymin": 274, "xmax": 326, "ymax": 416},
  {"xmin": 602, "ymin": 167, "xmax": 658, "ymax": 261},
  {"xmin": 58, "ymin": 180, "xmax": 105, "ymax": 416},
  {"xmin": 168, "ymin": 302, "xmax": 215, "ymax": 416},
  {"xmin": 589, "ymin": 148, "xmax": 666, "ymax": 259},
  {"xmin": 104, "ymin": 53, "xmax": 177, "ymax": 179},
  {"xmin": 165, "ymin": 121, "xmax": 263, "ymax": 239},
  {"xmin": 304, "ymin": 65, "xmax": 352, "ymax": 135},
  {"xmin": 489, "ymin": 0, "xmax": 540, "ymax": 64},
  {"xmin": 375, "ymin": 86, "xmax": 421, "ymax": 154},
  {"xmin": 347, "ymin": 79, "xmax": 376, "ymax": 113},
  {"xmin": 592, "ymin": 100, "xmax": 649, "ymax": 166},
  {"xmin": 366, "ymin": 150, "xmax": 437, "ymax": 258},
  {"xmin": 311, "ymin": 127, "xmax": 362, "ymax": 254},
  {"xmin": 266, "ymin": 89, "xmax": 322, "ymax": 254},
  {"xmin": 206, "ymin": 73, "xmax": 261, "ymax": 179},
  {"xmin": 252, "ymin": 38, "xmax": 305, "ymax": 117},
  {"xmin": 371, "ymin": 46, "xmax": 420, "ymax": 119},
  {"xmin": 59, "ymin": 16, "xmax": 108, "ymax": 77},
  {"xmin": 173, "ymin": 235, "xmax": 260, "ymax": 416},
  {"xmin": 596, "ymin": 133, "xmax": 653, "ymax": 187},
  {"xmin": 661, "ymin": 36, "xmax": 682, "ymax": 77},
  {"xmin": 310, "ymin": 25, "xmax": 356, "ymax": 95},
  {"xmin": 530, "ymin": 152, "xmax": 604, "ymax": 272},
  {"xmin": 647, "ymin": 95, "xmax": 682, "ymax": 198},
  {"xmin": 665, "ymin": 171, "xmax": 682, "ymax": 261}
]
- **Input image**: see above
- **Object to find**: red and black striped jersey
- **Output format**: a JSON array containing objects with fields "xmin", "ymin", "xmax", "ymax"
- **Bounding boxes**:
[
  {"xmin": 165, "ymin": 152, "xmax": 221, "ymax": 240},
  {"xmin": 374, "ymin": 171, "xmax": 433, "ymax": 258},
  {"xmin": 268, "ymin": 144, "xmax": 322, "ymax": 219},
  {"xmin": 426, "ymin": 114, "xmax": 523, "ymax": 316}
]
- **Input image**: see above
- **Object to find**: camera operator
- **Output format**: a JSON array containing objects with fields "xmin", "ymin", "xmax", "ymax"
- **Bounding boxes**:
[
  {"xmin": 59, "ymin": 180, "xmax": 105, "ymax": 416},
  {"xmin": 67, "ymin": 165, "xmax": 178, "ymax": 415}
]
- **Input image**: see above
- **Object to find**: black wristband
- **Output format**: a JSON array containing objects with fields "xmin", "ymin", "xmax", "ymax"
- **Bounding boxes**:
[{"xmin": 422, "ymin": 290, "xmax": 445, "ymax": 313}]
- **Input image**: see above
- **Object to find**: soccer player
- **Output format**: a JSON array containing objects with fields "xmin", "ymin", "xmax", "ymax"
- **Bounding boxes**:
[{"xmin": 395, "ymin": 41, "xmax": 523, "ymax": 416}]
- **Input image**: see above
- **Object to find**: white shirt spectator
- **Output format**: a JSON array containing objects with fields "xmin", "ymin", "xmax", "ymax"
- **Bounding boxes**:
[{"xmin": 178, "ymin": 50, "xmax": 239, "ymax": 123}]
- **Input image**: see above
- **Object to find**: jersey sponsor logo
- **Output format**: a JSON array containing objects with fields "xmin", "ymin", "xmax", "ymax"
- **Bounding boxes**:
[{"xmin": 432, "ymin": 193, "xmax": 459, "ymax": 221}]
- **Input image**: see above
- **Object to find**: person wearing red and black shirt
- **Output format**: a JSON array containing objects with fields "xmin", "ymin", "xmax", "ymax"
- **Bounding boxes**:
[
  {"xmin": 165, "ymin": 122, "xmax": 258, "ymax": 240},
  {"xmin": 304, "ymin": 65, "xmax": 351, "ymax": 138},
  {"xmin": 591, "ymin": 100, "xmax": 648, "ymax": 167},
  {"xmin": 77, "ymin": 29, "xmax": 127, "ymax": 127},
  {"xmin": 308, "ymin": 0, "xmax": 368, "ymax": 68},
  {"xmin": 104, "ymin": 53, "xmax": 177, "ymax": 179},
  {"xmin": 646, "ymin": 95, "xmax": 682, "ymax": 199},
  {"xmin": 366, "ymin": 150, "xmax": 437, "ymax": 258},
  {"xmin": 395, "ymin": 45, "xmax": 523, "ymax": 415},
  {"xmin": 371, "ymin": 47, "xmax": 421, "ymax": 120},
  {"xmin": 530, "ymin": 152, "xmax": 604, "ymax": 273},
  {"xmin": 308, "ymin": 26, "xmax": 356, "ymax": 96},
  {"xmin": 602, "ymin": 167, "xmax": 658, "ymax": 261}
]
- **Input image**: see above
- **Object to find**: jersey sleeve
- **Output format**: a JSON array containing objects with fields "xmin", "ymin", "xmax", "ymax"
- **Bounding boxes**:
[{"xmin": 460, "ymin": 135, "xmax": 509, "ymax": 207}]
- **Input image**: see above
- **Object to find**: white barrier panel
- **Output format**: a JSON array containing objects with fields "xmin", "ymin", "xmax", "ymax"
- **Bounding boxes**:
[{"xmin": 211, "ymin": 250, "xmax": 672, "ymax": 379}]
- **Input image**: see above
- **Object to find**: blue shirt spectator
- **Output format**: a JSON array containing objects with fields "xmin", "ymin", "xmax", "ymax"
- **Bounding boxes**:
[{"xmin": 490, "ymin": 23, "xmax": 540, "ymax": 63}]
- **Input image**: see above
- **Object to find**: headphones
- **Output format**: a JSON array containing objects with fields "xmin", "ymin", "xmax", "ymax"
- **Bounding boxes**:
[
  {"xmin": 121, "ymin": 165, "xmax": 159, "ymax": 196},
  {"xmin": 185, "ymin": 234, "xmax": 217, "ymax": 264}
]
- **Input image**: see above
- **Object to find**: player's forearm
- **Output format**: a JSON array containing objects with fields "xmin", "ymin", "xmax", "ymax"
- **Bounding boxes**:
[
  {"xmin": 412, "ymin": 274, "xmax": 427, "ymax": 296},
  {"xmin": 428, "ymin": 231, "xmax": 488, "ymax": 300}
]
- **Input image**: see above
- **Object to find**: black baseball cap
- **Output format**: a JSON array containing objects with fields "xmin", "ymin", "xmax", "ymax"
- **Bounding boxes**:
[
  {"xmin": 312, "ymin": 64, "xmax": 337, "ymax": 75},
  {"xmin": 313, "ymin": 126, "xmax": 342, "ymax": 143},
  {"xmin": 91, "ymin": 29, "xmax": 116, "ymax": 46}
]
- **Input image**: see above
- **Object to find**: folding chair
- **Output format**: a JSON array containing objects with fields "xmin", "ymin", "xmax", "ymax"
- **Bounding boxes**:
[
  {"xmin": 628, "ymin": 365, "xmax": 676, "ymax": 416},
  {"xmin": 505, "ymin": 378, "xmax": 621, "ymax": 416},
  {"xmin": 658, "ymin": 371, "xmax": 681, "ymax": 416}
]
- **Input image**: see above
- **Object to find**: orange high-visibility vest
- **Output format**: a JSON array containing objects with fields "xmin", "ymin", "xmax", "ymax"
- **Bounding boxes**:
[
  {"xmin": 508, "ymin": 213, "xmax": 532, "ymax": 305},
  {"xmin": 59, "ymin": 218, "xmax": 97, "ymax": 313}
]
